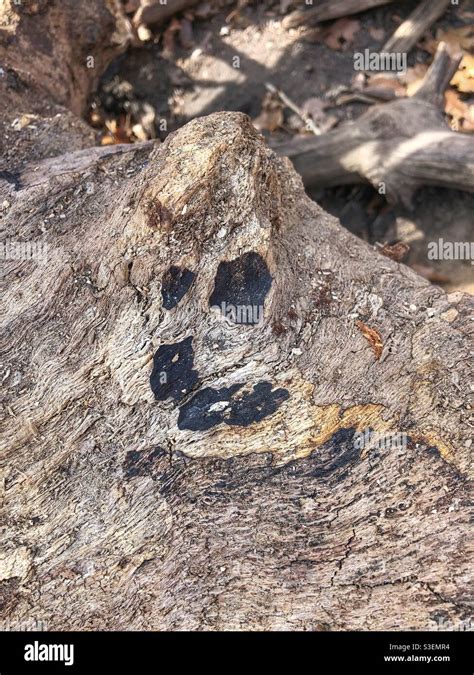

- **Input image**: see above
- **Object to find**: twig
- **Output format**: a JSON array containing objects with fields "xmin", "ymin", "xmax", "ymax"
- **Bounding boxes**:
[
  {"xmin": 282, "ymin": 0, "xmax": 395, "ymax": 30},
  {"xmin": 334, "ymin": 92, "xmax": 392, "ymax": 105},
  {"xmin": 265, "ymin": 82, "xmax": 321, "ymax": 135},
  {"xmin": 414, "ymin": 41, "xmax": 463, "ymax": 109},
  {"xmin": 383, "ymin": 0, "xmax": 451, "ymax": 54}
]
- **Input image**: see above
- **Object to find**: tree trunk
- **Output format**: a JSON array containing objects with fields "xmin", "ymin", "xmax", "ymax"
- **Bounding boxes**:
[{"xmin": 1, "ymin": 111, "xmax": 471, "ymax": 631}]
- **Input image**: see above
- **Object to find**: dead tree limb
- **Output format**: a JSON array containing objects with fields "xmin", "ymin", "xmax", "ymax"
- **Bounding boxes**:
[
  {"xmin": 415, "ymin": 42, "xmax": 463, "ymax": 109},
  {"xmin": 271, "ymin": 43, "xmax": 472, "ymax": 207},
  {"xmin": 132, "ymin": 0, "xmax": 201, "ymax": 28},
  {"xmin": 383, "ymin": 0, "xmax": 451, "ymax": 54},
  {"xmin": 282, "ymin": 0, "xmax": 396, "ymax": 30}
]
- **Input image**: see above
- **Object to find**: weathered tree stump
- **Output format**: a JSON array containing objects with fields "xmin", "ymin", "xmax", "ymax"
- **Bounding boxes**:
[{"xmin": 1, "ymin": 111, "xmax": 471, "ymax": 630}]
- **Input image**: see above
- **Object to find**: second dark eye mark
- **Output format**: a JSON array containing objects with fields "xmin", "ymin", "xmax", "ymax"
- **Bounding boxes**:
[{"xmin": 209, "ymin": 252, "xmax": 272, "ymax": 325}]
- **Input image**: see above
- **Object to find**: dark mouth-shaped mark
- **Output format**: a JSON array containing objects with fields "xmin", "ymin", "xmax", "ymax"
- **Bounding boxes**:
[
  {"xmin": 177, "ymin": 380, "xmax": 289, "ymax": 431},
  {"xmin": 161, "ymin": 265, "xmax": 196, "ymax": 310},
  {"xmin": 226, "ymin": 382, "xmax": 289, "ymax": 426},
  {"xmin": 177, "ymin": 383, "xmax": 243, "ymax": 432},
  {"xmin": 150, "ymin": 336, "xmax": 199, "ymax": 402},
  {"xmin": 209, "ymin": 251, "xmax": 272, "ymax": 325}
]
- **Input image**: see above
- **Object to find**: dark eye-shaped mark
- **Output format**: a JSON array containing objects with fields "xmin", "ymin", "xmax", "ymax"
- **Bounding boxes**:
[
  {"xmin": 150, "ymin": 336, "xmax": 199, "ymax": 402},
  {"xmin": 209, "ymin": 252, "xmax": 272, "ymax": 325},
  {"xmin": 161, "ymin": 266, "xmax": 196, "ymax": 310}
]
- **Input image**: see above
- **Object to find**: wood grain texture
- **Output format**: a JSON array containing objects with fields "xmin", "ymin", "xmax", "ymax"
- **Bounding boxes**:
[
  {"xmin": 1, "ymin": 112, "xmax": 472, "ymax": 630},
  {"xmin": 0, "ymin": 0, "xmax": 131, "ymax": 116}
]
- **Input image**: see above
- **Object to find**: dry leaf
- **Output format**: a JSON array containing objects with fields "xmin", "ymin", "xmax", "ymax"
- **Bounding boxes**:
[
  {"xmin": 253, "ymin": 108, "xmax": 284, "ymax": 132},
  {"xmin": 325, "ymin": 18, "xmax": 361, "ymax": 50},
  {"xmin": 356, "ymin": 320, "xmax": 383, "ymax": 360},
  {"xmin": 365, "ymin": 74, "xmax": 407, "ymax": 98},
  {"xmin": 421, "ymin": 25, "xmax": 473, "ymax": 55},
  {"xmin": 444, "ymin": 89, "xmax": 471, "ymax": 130},
  {"xmin": 435, "ymin": 25, "xmax": 474, "ymax": 53},
  {"xmin": 398, "ymin": 64, "xmax": 429, "ymax": 97},
  {"xmin": 309, "ymin": 18, "xmax": 361, "ymax": 51},
  {"xmin": 451, "ymin": 54, "xmax": 474, "ymax": 94},
  {"xmin": 101, "ymin": 117, "xmax": 134, "ymax": 145}
]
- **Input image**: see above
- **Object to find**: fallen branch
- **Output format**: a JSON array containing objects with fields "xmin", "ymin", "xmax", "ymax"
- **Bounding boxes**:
[
  {"xmin": 271, "ymin": 43, "xmax": 472, "ymax": 207},
  {"xmin": 282, "ymin": 0, "xmax": 395, "ymax": 30},
  {"xmin": 133, "ymin": 0, "xmax": 201, "ymax": 28},
  {"xmin": 383, "ymin": 0, "xmax": 451, "ymax": 54}
]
